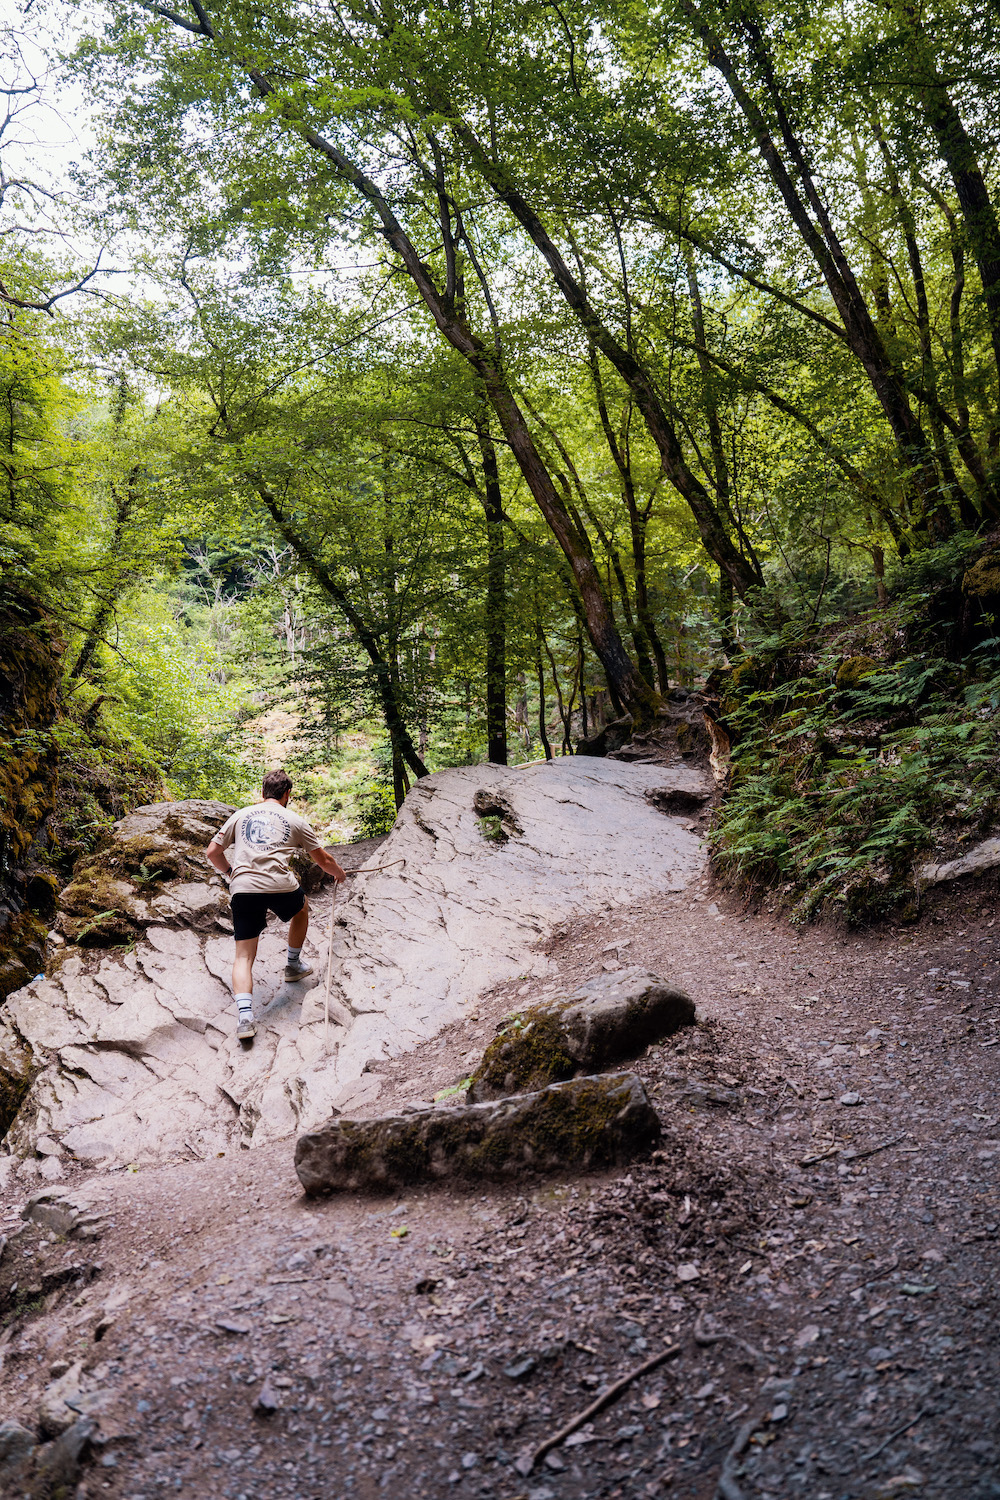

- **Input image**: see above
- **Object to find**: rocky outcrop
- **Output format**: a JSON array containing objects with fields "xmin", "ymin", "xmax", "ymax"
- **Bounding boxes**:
[
  {"xmin": 56, "ymin": 799, "xmax": 236, "ymax": 946},
  {"xmin": 0, "ymin": 759, "xmax": 707, "ymax": 1166},
  {"xmin": 21, "ymin": 1184, "xmax": 111, "ymax": 1240},
  {"xmin": 295, "ymin": 1072, "xmax": 660, "ymax": 1195},
  {"xmin": 468, "ymin": 969, "xmax": 695, "ymax": 1102}
]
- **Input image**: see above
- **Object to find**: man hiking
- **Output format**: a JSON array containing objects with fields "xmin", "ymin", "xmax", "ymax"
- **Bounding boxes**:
[{"xmin": 206, "ymin": 769, "xmax": 346, "ymax": 1041}]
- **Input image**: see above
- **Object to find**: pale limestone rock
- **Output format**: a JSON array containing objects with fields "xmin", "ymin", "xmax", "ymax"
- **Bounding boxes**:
[
  {"xmin": 919, "ymin": 837, "xmax": 1000, "ymax": 886},
  {"xmin": 1, "ymin": 760, "xmax": 706, "ymax": 1165},
  {"xmin": 21, "ymin": 1186, "xmax": 110, "ymax": 1239}
]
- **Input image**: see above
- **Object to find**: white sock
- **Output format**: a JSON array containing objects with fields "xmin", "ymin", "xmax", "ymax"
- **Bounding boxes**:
[
  {"xmin": 287, "ymin": 945, "xmax": 302, "ymax": 964},
  {"xmin": 235, "ymin": 992, "xmax": 253, "ymax": 1016}
]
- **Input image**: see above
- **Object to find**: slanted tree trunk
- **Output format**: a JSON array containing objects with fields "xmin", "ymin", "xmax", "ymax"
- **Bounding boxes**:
[
  {"xmin": 68, "ymin": 466, "xmax": 140, "ymax": 682},
  {"xmin": 686, "ymin": 2, "xmax": 951, "ymax": 537},
  {"xmin": 250, "ymin": 474, "xmax": 428, "ymax": 787}
]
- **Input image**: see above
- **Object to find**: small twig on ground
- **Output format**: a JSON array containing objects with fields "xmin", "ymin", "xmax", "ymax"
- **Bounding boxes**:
[
  {"xmin": 856, "ymin": 1252, "xmax": 900, "ymax": 1290},
  {"xmin": 798, "ymin": 1145, "xmax": 841, "ymax": 1166},
  {"xmin": 714, "ymin": 1412, "xmax": 761, "ymax": 1500},
  {"xmin": 714, "ymin": 1376, "xmax": 794, "ymax": 1500},
  {"xmin": 861, "ymin": 1407, "xmax": 930, "ymax": 1463},
  {"xmin": 694, "ymin": 1312, "xmax": 766, "ymax": 1365},
  {"xmin": 841, "ymin": 1133, "xmax": 906, "ymax": 1163},
  {"xmin": 514, "ymin": 1344, "xmax": 681, "ymax": 1475}
]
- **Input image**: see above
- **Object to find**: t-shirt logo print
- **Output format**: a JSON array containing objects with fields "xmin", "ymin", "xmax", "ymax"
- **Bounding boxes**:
[{"xmin": 240, "ymin": 811, "xmax": 291, "ymax": 850}]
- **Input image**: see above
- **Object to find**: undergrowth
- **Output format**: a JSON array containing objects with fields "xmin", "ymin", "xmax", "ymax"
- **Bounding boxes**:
[{"xmin": 712, "ymin": 540, "xmax": 1000, "ymax": 925}]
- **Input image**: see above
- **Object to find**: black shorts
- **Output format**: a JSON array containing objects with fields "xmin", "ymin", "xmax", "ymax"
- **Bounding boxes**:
[{"xmin": 230, "ymin": 887, "xmax": 305, "ymax": 941}]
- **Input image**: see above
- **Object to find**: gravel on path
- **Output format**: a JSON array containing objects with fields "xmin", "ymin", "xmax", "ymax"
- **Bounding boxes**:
[{"xmin": 1, "ymin": 869, "xmax": 997, "ymax": 1500}]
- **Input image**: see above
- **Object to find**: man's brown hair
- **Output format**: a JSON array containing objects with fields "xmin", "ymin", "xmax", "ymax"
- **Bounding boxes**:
[{"xmin": 262, "ymin": 769, "xmax": 293, "ymax": 802}]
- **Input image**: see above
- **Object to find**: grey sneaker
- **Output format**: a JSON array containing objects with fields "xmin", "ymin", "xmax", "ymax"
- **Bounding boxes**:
[
  {"xmin": 237, "ymin": 1015, "xmax": 256, "ymax": 1042},
  {"xmin": 283, "ymin": 961, "xmax": 314, "ymax": 982}
]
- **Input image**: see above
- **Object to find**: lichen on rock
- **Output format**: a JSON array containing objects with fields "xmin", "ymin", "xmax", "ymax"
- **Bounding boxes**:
[{"xmin": 467, "ymin": 968, "xmax": 696, "ymax": 1102}]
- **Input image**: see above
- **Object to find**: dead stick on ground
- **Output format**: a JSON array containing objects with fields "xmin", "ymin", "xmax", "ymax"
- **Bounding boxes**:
[
  {"xmin": 861, "ymin": 1407, "xmax": 929, "ymax": 1464},
  {"xmin": 841, "ymin": 1133, "xmax": 906, "ymax": 1163},
  {"xmin": 715, "ymin": 1412, "xmax": 760, "ymax": 1500},
  {"xmin": 798, "ymin": 1145, "xmax": 842, "ymax": 1166},
  {"xmin": 516, "ymin": 1344, "xmax": 681, "ymax": 1475},
  {"xmin": 693, "ymin": 1313, "xmax": 766, "ymax": 1365}
]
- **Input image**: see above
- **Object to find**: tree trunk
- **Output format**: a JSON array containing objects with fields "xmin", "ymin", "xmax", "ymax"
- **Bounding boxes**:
[
  {"xmin": 475, "ymin": 414, "xmax": 508, "ymax": 764},
  {"xmin": 249, "ymin": 473, "xmax": 429, "ymax": 784},
  {"xmin": 68, "ymin": 466, "xmax": 141, "ymax": 683},
  {"xmin": 688, "ymin": 4, "xmax": 950, "ymax": 535}
]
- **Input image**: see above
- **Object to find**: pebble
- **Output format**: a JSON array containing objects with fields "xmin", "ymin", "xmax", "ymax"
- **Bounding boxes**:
[
  {"xmin": 216, "ymin": 1319, "xmax": 251, "ymax": 1335},
  {"xmin": 840, "ymin": 1092, "xmax": 862, "ymax": 1106},
  {"xmin": 253, "ymin": 1378, "xmax": 281, "ymax": 1415},
  {"xmin": 676, "ymin": 1263, "xmax": 700, "ymax": 1282}
]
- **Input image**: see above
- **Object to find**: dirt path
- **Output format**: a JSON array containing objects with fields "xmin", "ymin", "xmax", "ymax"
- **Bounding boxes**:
[{"xmin": 1, "ymin": 871, "xmax": 998, "ymax": 1500}]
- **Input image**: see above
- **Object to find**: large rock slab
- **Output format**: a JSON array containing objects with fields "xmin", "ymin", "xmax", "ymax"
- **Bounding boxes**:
[
  {"xmin": 295, "ymin": 1072, "xmax": 660, "ymax": 1195},
  {"xmin": 468, "ymin": 968, "xmax": 695, "ymax": 1102},
  {"xmin": 0, "ymin": 760, "xmax": 706, "ymax": 1165}
]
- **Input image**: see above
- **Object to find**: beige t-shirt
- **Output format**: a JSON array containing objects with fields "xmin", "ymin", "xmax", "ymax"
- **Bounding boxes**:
[{"xmin": 214, "ymin": 803, "xmax": 321, "ymax": 895}]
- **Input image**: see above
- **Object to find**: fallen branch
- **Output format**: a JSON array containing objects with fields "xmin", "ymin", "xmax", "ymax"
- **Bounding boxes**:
[
  {"xmin": 714, "ymin": 1376, "xmax": 795, "ymax": 1500},
  {"xmin": 715, "ymin": 1412, "xmax": 761, "ymax": 1500},
  {"xmin": 861, "ymin": 1407, "xmax": 930, "ymax": 1463},
  {"xmin": 694, "ymin": 1312, "xmax": 766, "ymax": 1365},
  {"xmin": 798, "ymin": 1144, "xmax": 841, "ymax": 1166},
  {"xmin": 514, "ymin": 1344, "xmax": 681, "ymax": 1476},
  {"xmin": 840, "ymin": 1133, "xmax": 906, "ymax": 1163}
]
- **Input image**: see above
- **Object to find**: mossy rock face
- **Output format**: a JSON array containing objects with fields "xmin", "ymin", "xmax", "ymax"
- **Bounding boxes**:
[
  {"xmin": 0, "ymin": 592, "xmax": 62, "ymax": 1001},
  {"xmin": 835, "ymin": 654, "xmax": 879, "ymax": 690},
  {"xmin": 468, "ymin": 968, "xmax": 696, "ymax": 1102},
  {"xmin": 963, "ymin": 551, "xmax": 1000, "ymax": 602},
  {"xmin": 295, "ymin": 1072, "xmax": 661, "ymax": 1195},
  {"xmin": 57, "ymin": 799, "xmax": 235, "ymax": 946}
]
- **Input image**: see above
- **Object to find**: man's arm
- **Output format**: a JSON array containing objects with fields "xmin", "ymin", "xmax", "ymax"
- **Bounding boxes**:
[
  {"xmin": 206, "ymin": 840, "xmax": 231, "ymax": 878},
  {"xmin": 310, "ymin": 846, "xmax": 347, "ymax": 883}
]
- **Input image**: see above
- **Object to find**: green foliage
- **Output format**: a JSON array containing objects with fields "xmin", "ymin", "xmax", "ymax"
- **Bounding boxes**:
[
  {"xmin": 353, "ymin": 782, "xmax": 398, "ymax": 839},
  {"xmin": 476, "ymin": 814, "xmax": 507, "ymax": 845},
  {"xmin": 712, "ymin": 553, "xmax": 1000, "ymax": 924}
]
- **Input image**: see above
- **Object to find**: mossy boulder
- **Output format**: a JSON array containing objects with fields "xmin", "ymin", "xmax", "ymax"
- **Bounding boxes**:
[
  {"xmin": 963, "ymin": 550, "xmax": 1000, "ymax": 603},
  {"xmin": 835, "ymin": 655, "xmax": 879, "ymax": 690},
  {"xmin": 467, "ymin": 968, "xmax": 696, "ymax": 1103},
  {"xmin": 58, "ymin": 799, "xmax": 235, "ymax": 945},
  {"xmin": 294, "ymin": 1072, "xmax": 661, "ymax": 1195}
]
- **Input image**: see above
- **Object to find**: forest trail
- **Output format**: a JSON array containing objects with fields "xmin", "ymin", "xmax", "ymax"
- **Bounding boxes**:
[{"xmin": 1, "ymin": 860, "xmax": 998, "ymax": 1500}]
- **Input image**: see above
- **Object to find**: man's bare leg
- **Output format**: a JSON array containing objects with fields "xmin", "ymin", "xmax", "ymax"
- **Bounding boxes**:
[
  {"xmin": 287, "ymin": 900, "xmax": 309, "ymax": 950},
  {"xmin": 285, "ymin": 898, "xmax": 313, "ymax": 980},
  {"xmin": 233, "ymin": 938, "xmax": 259, "ymax": 996},
  {"xmin": 233, "ymin": 938, "xmax": 258, "ymax": 1040}
]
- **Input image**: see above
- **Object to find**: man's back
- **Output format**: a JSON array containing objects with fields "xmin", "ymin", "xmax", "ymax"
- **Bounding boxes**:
[{"xmin": 214, "ymin": 801, "xmax": 320, "ymax": 894}]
